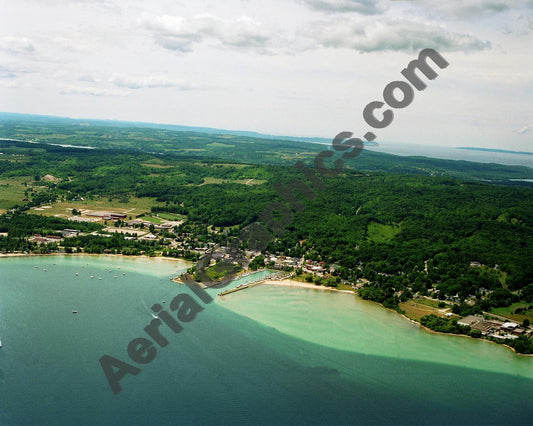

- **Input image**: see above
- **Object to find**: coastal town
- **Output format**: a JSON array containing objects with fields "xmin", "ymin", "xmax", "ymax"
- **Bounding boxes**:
[{"xmin": 5, "ymin": 205, "xmax": 529, "ymax": 354}]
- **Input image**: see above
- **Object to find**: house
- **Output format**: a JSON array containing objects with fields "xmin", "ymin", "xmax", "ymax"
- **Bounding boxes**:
[
  {"xmin": 62, "ymin": 229, "xmax": 79, "ymax": 237},
  {"xmin": 141, "ymin": 233, "xmax": 157, "ymax": 240},
  {"xmin": 110, "ymin": 213, "xmax": 127, "ymax": 219},
  {"xmin": 31, "ymin": 234, "xmax": 62, "ymax": 243},
  {"xmin": 501, "ymin": 322, "xmax": 519, "ymax": 330},
  {"xmin": 86, "ymin": 211, "xmax": 127, "ymax": 220},
  {"xmin": 471, "ymin": 320, "xmax": 503, "ymax": 335},
  {"xmin": 457, "ymin": 315, "xmax": 482, "ymax": 327},
  {"xmin": 154, "ymin": 223, "xmax": 173, "ymax": 230}
]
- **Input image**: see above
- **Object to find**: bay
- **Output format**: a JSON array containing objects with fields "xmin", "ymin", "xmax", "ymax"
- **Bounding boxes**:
[
  {"xmin": 365, "ymin": 142, "xmax": 533, "ymax": 168},
  {"xmin": 1, "ymin": 256, "xmax": 532, "ymax": 425}
]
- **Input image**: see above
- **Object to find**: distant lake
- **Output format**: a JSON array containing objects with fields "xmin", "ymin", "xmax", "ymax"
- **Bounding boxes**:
[
  {"xmin": 1, "ymin": 256, "xmax": 532, "ymax": 425},
  {"xmin": 366, "ymin": 142, "xmax": 533, "ymax": 168}
]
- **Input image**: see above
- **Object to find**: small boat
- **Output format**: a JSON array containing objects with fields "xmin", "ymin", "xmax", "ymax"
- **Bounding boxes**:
[
  {"xmin": 72, "ymin": 310, "xmax": 78, "ymax": 314},
  {"xmin": 90, "ymin": 276, "xmax": 94, "ymax": 279},
  {"xmin": 0, "ymin": 339, "xmax": 3, "ymax": 348},
  {"xmin": 43, "ymin": 269, "xmax": 47, "ymax": 272},
  {"xmin": 141, "ymin": 298, "xmax": 159, "ymax": 320},
  {"xmin": 98, "ymin": 277, "xmax": 102, "ymax": 280},
  {"xmin": 75, "ymin": 272, "xmax": 79, "ymax": 276}
]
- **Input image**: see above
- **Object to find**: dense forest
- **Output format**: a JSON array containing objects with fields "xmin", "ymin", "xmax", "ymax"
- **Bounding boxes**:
[{"xmin": 1, "ymin": 137, "xmax": 531, "ymax": 295}]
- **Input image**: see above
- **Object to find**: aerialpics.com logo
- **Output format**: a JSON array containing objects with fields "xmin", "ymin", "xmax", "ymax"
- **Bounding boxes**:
[{"xmin": 100, "ymin": 48, "xmax": 449, "ymax": 394}]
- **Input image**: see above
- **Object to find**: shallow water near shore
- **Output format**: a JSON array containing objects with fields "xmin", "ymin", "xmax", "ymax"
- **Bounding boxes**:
[
  {"xmin": 1, "ymin": 256, "xmax": 532, "ymax": 425},
  {"xmin": 219, "ymin": 283, "xmax": 533, "ymax": 378}
]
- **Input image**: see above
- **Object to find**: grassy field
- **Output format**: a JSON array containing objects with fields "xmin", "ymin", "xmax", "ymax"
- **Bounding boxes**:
[
  {"xmin": 141, "ymin": 163, "xmax": 176, "ymax": 169},
  {"xmin": 415, "ymin": 297, "xmax": 449, "ymax": 309},
  {"xmin": 367, "ymin": 222, "xmax": 402, "ymax": 243},
  {"xmin": 200, "ymin": 177, "xmax": 227, "ymax": 185},
  {"xmin": 399, "ymin": 300, "xmax": 450, "ymax": 321},
  {"xmin": 200, "ymin": 177, "xmax": 267, "ymax": 186},
  {"xmin": 29, "ymin": 196, "xmax": 161, "ymax": 218},
  {"xmin": 491, "ymin": 303, "xmax": 533, "ymax": 323},
  {"xmin": 234, "ymin": 179, "xmax": 267, "ymax": 185},
  {"xmin": 206, "ymin": 142, "xmax": 235, "ymax": 148},
  {"xmin": 155, "ymin": 212, "xmax": 185, "ymax": 221},
  {"xmin": 194, "ymin": 162, "xmax": 248, "ymax": 169},
  {"xmin": 0, "ymin": 176, "xmax": 42, "ymax": 210},
  {"xmin": 139, "ymin": 215, "xmax": 163, "ymax": 224}
]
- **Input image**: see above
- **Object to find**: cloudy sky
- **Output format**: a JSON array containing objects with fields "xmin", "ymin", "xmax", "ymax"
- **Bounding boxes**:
[{"xmin": 1, "ymin": 0, "xmax": 532, "ymax": 150}]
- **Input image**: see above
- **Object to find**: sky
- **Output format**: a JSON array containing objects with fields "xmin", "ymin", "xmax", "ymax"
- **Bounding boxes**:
[{"xmin": 1, "ymin": 0, "xmax": 532, "ymax": 150}]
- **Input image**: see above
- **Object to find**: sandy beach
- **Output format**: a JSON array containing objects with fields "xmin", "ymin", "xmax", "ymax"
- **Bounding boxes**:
[
  {"xmin": 262, "ymin": 278, "xmax": 354, "ymax": 294},
  {"xmin": 0, "ymin": 253, "xmax": 32, "ymax": 258},
  {"xmin": 0, "ymin": 252, "xmax": 190, "ymax": 263}
]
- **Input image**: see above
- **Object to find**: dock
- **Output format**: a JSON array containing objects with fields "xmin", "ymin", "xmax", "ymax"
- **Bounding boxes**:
[{"xmin": 218, "ymin": 279, "xmax": 266, "ymax": 296}]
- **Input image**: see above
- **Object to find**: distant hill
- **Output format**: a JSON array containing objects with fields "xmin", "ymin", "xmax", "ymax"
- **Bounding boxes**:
[
  {"xmin": 1, "ymin": 112, "xmax": 532, "ymax": 186},
  {"xmin": 0, "ymin": 112, "xmax": 335, "ymax": 145},
  {"xmin": 457, "ymin": 147, "xmax": 533, "ymax": 156}
]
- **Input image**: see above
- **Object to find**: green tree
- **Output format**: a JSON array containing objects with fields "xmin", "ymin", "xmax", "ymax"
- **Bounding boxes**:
[{"xmin": 248, "ymin": 255, "xmax": 265, "ymax": 270}]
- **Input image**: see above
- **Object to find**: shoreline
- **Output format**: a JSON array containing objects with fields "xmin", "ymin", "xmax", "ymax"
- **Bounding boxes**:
[
  {"xmin": 2, "ymin": 254, "xmax": 530, "ymax": 356},
  {"xmin": 370, "ymin": 297, "xmax": 533, "ymax": 358},
  {"xmin": 0, "ymin": 252, "xmax": 191, "ymax": 264},
  {"xmin": 258, "ymin": 276, "xmax": 532, "ymax": 358},
  {"xmin": 261, "ymin": 279, "xmax": 354, "ymax": 294}
]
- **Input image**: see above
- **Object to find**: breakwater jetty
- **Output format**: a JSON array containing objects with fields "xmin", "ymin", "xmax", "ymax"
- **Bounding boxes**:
[{"xmin": 218, "ymin": 272, "xmax": 292, "ymax": 297}]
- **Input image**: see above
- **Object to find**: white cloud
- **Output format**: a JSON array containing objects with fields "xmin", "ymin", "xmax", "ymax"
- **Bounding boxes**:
[
  {"xmin": 145, "ymin": 14, "xmax": 274, "ymax": 54},
  {"xmin": 306, "ymin": 19, "xmax": 491, "ymax": 52},
  {"xmin": 0, "ymin": 0, "xmax": 531, "ymax": 150},
  {"xmin": 59, "ymin": 86, "xmax": 127, "ymax": 96},
  {"xmin": 0, "ymin": 65, "xmax": 18, "ymax": 78},
  {"xmin": 109, "ymin": 74, "xmax": 195, "ymax": 90},
  {"xmin": 0, "ymin": 36, "xmax": 35, "ymax": 55},
  {"xmin": 430, "ymin": 1, "xmax": 511, "ymax": 19},
  {"xmin": 78, "ymin": 75, "xmax": 99, "ymax": 83},
  {"xmin": 300, "ymin": 0, "xmax": 388, "ymax": 15},
  {"xmin": 0, "ymin": 63, "xmax": 33, "ymax": 79}
]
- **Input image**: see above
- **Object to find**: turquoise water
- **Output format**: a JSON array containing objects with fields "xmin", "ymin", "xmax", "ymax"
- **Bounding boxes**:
[{"xmin": 1, "ymin": 256, "xmax": 532, "ymax": 425}]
